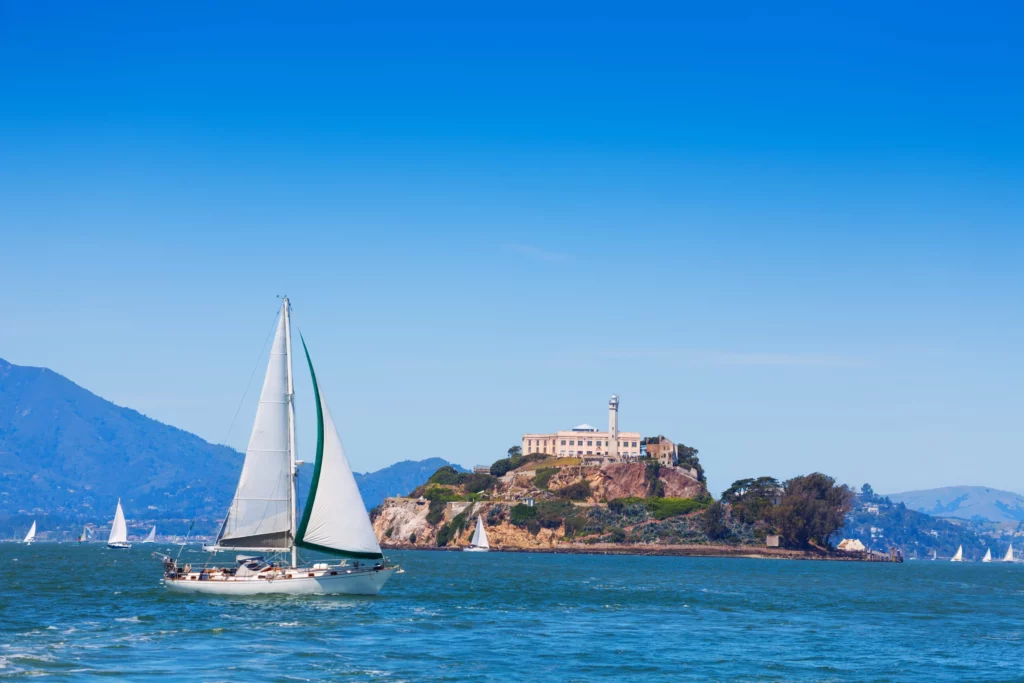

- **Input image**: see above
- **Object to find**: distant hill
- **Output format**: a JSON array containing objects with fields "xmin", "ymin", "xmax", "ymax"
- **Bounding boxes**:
[
  {"xmin": 840, "ymin": 494, "xmax": 996, "ymax": 560},
  {"xmin": 355, "ymin": 458, "xmax": 467, "ymax": 510},
  {"xmin": 887, "ymin": 486, "xmax": 1024, "ymax": 523},
  {"xmin": 0, "ymin": 358, "xmax": 460, "ymax": 538}
]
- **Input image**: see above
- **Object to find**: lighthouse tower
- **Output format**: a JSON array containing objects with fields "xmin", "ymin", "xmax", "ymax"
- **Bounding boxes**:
[{"xmin": 608, "ymin": 394, "xmax": 620, "ymax": 460}]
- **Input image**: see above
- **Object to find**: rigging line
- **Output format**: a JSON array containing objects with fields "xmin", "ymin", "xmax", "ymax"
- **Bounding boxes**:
[{"xmin": 220, "ymin": 308, "xmax": 282, "ymax": 448}]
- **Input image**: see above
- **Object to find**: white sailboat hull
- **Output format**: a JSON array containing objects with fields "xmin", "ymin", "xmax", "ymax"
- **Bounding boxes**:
[
  {"xmin": 164, "ymin": 566, "xmax": 395, "ymax": 596},
  {"xmin": 107, "ymin": 541, "xmax": 132, "ymax": 550},
  {"xmin": 463, "ymin": 546, "xmax": 489, "ymax": 552}
]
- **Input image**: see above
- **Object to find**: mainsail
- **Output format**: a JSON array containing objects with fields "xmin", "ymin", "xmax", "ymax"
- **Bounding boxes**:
[
  {"xmin": 79, "ymin": 526, "xmax": 89, "ymax": 543},
  {"xmin": 216, "ymin": 313, "xmax": 294, "ymax": 550},
  {"xmin": 982, "ymin": 548, "xmax": 992, "ymax": 563},
  {"xmin": 109, "ymin": 500, "xmax": 128, "ymax": 545},
  {"xmin": 143, "ymin": 526, "xmax": 156, "ymax": 543},
  {"xmin": 471, "ymin": 515, "xmax": 489, "ymax": 549},
  {"xmin": 1004, "ymin": 544, "xmax": 1014, "ymax": 562},
  {"xmin": 294, "ymin": 337, "xmax": 383, "ymax": 560},
  {"xmin": 23, "ymin": 521, "xmax": 36, "ymax": 544},
  {"xmin": 951, "ymin": 545, "xmax": 963, "ymax": 562}
]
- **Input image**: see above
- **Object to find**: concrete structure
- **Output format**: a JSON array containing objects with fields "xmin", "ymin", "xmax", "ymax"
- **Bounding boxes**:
[
  {"xmin": 472, "ymin": 466, "xmax": 491, "ymax": 474},
  {"xmin": 645, "ymin": 435, "xmax": 676, "ymax": 467},
  {"xmin": 521, "ymin": 395, "xmax": 641, "ymax": 465}
]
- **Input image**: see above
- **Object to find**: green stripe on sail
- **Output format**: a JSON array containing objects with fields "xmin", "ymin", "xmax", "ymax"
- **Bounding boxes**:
[{"xmin": 295, "ymin": 335, "xmax": 383, "ymax": 560}]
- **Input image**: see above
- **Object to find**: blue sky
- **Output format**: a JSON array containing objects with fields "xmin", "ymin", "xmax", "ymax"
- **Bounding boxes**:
[{"xmin": 2, "ymin": 2, "xmax": 1022, "ymax": 495}]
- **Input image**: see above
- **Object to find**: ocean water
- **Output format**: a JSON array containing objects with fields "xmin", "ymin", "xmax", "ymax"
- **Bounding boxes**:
[{"xmin": 1, "ymin": 545, "xmax": 1022, "ymax": 681}]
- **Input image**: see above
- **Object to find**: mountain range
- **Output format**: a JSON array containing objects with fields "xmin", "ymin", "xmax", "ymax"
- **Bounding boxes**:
[
  {"xmin": 0, "ymin": 358, "xmax": 459, "ymax": 538},
  {"xmin": 887, "ymin": 486, "xmax": 1024, "ymax": 524}
]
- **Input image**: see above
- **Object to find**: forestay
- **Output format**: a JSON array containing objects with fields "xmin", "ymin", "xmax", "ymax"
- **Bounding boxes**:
[
  {"xmin": 295, "ymin": 338, "xmax": 383, "ymax": 559},
  {"xmin": 217, "ymin": 314, "xmax": 293, "ymax": 549}
]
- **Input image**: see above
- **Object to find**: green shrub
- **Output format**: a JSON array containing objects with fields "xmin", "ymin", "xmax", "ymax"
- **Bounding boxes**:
[
  {"xmin": 564, "ymin": 516, "xmax": 587, "ymax": 536},
  {"xmin": 536, "ymin": 500, "xmax": 576, "ymax": 529},
  {"xmin": 510, "ymin": 503, "xmax": 538, "ymax": 526},
  {"xmin": 606, "ymin": 527, "xmax": 627, "ymax": 543},
  {"xmin": 608, "ymin": 497, "xmax": 646, "ymax": 513},
  {"xmin": 532, "ymin": 467, "xmax": 559, "ymax": 490},
  {"xmin": 426, "ymin": 499, "xmax": 447, "ymax": 525},
  {"xmin": 486, "ymin": 505, "xmax": 505, "ymax": 525},
  {"xmin": 408, "ymin": 532, "xmax": 417, "ymax": 544},
  {"xmin": 646, "ymin": 497, "xmax": 708, "ymax": 520},
  {"xmin": 607, "ymin": 496, "xmax": 708, "ymax": 520},
  {"xmin": 490, "ymin": 453, "xmax": 545, "ymax": 477},
  {"xmin": 555, "ymin": 480, "xmax": 591, "ymax": 501},
  {"xmin": 385, "ymin": 527, "xmax": 394, "ymax": 538},
  {"xmin": 428, "ymin": 465, "xmax": 463, "ymax": 486},
  {"xmin": 462, "ymin": 473, "xmax": 498, "ymax": 493},
  {"xmin": 422, "ymin": 485, "xmax": 463, "ymax": 502}
]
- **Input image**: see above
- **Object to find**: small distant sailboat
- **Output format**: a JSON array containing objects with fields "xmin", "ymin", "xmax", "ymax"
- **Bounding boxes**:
[
  {"xmin": 143, "ymin": 526, "xmax": 156, "ymax": 544},
  {"xmin": 1004, "ymin": 544, "xmax": 1014, "ymax": 563},
  {"xmin": 23, "ymin": 521, "xmax": 37, "ymax": 545},
  {"xmin": 931, "ymin": 549, "xmax": 937, "ymax": 561},
  {"xmin": 951, "ymin": 545, "xmax": 963, "ymax": 562},
  {"xmin": 107, "ymin": 499, "xmax": 132, "ymax": 549},
  {"xmin": 982, "ymin": 548, "xmax": 992, "ymax": 563},
  {"xmin": 464, "ymin": 515, "xmax": 490, "ymax": 552},
  {"xmin": 78, "ymin": 526, "xmax": 89, "ymax": 543}
]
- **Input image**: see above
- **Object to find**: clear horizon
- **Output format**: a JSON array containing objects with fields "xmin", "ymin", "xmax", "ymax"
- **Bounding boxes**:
[{"xmin": 2, "ymin": 2, "xmax": 1022, "ymax": 497}]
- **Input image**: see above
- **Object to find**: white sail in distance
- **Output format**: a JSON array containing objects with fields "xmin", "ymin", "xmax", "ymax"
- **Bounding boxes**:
[
  {"xmin": 143, "ymin": 526, "xmax": 156, "ymax": 543},
  {"xmin": 1004, "ymin": 544, "xmax": 1014, "ymax": 562},
  {"xmin": 951, "ymin": 545, "xmax": 963, "ymax": 562},
  {"xmin": 217, "ymin": 313, "xmax": 293, "ymax": 550},
  {"xmin": 79, "ymin": 526, "xmax": 88, "ymax": 543},
  {"xmin": 471, "ymin": 515, "xmax": 489, "ymax": 549},
  {"xmin": 108, "ymin": 500, "xmax": 128, "ymax": 545},
  {"xmin": 295, "ymin": 337, "xmax": 382, "ymax": 559},
  {"xmin": 982, "ymin": 549, "xmax": 992, "ymax": 563},
  {"xmin": 23, "ymin": 521, "xmax": 36, "ymax": 544}
]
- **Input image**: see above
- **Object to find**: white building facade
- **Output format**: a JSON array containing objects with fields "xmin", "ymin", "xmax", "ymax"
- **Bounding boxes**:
[{"xmin": 522, "ymin": 395, "xmax": 641, "ymax": 464}]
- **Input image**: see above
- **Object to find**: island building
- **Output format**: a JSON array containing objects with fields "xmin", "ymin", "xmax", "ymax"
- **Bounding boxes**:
[
  {"xmin": 521, "ymin": 394, "xmax": 641, "ymax": 465},
  {"xmin": 643, "ymin": 435, "xmax": 676, "ymax": 467}
]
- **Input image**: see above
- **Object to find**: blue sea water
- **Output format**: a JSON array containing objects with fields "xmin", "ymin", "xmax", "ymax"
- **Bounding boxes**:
[{"xmin": 1, "ymin": 544, "xmax": 1022, "ymax": 681}]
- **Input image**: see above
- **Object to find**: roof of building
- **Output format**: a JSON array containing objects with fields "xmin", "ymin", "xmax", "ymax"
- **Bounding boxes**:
[{"xmin": 572, "ymin": 424, "xmax": 597, "ymax": 431}]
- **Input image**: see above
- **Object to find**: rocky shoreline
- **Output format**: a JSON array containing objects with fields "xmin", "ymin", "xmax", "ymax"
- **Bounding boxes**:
[{"xmin": 380, "ymin": 542, "xmax": 893, "ymax": 562}]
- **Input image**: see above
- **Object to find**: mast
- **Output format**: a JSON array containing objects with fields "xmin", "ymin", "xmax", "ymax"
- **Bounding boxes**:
[{"xmin": 283, "ymin": 297, "xmax": 298, "ymax": 568}]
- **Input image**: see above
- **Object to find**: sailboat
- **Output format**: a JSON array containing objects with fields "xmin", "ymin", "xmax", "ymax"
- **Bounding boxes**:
[
  {"xmin": 159, "ymin": 298, "xmax": 398, "ymax": 595},
  {"xmin": 464, "ymin": 515, "xmax": 490, "ymax": 552},
  {"xmin": 1004, "ymin": 544, "xmax": 1014, "ymax": 563},
  {"xmin": 107, "ymin": 499, "xmax": 132, "ymax": 549},
  {"xmin": 950, "ymin": 545, "xmax": 963, "ymax": 562},
  {"xmin": 78, "ymin": 526, "xmax": 89, "ymax": 543},
  {"xmin": 23, "ymin": 521, "xmax": 36, "ymax": 545},
  {"xmin": 982, "ymin": 548, "xmax": 992, "ymax": 563},
  {"xmin": 143, "ymin": 526, "xmax": 156, "ymax": 544},
  {"xmin": 931, "ymin": 549, "xmax": 937, "ymax": 561}
]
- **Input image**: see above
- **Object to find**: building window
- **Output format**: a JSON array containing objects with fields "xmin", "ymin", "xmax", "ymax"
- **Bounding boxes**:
[
  {"xmin": 561, "ymin": 440, "xmax": 566, "ymax": 445},
  {"xmin": 596, "ymin": 440, "xmax": 602, "ymax": 446},
  {"xmin": 587, "ymin": 440, "xmax": 593, "ymax": 446},
  {"xmin": 587, "ymin": 451, "xmax": 592, "ymax": 455},
  {"xmin": 632, "ymin": 442, "xmax": 637, "ymax": 447},
  {"xmin": 569, "ymin": 440, "xmax": 575, "ymax": 446}
]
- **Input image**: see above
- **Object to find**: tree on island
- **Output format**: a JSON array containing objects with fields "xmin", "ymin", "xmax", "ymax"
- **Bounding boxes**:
[
  {"xmin": 675, "ymin": 443, "xmax": 705, "ymax": 483},
  {"xmin": 721, "ymin": 477, "xmax": 781, "ymax": 525},
  {"xmin": 702, "ymin": 501, "xmax": 729, "ymax": 541},
  {"xmin": 773, "ymin": 473, "xmax": 854, "ymax": 550}
]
